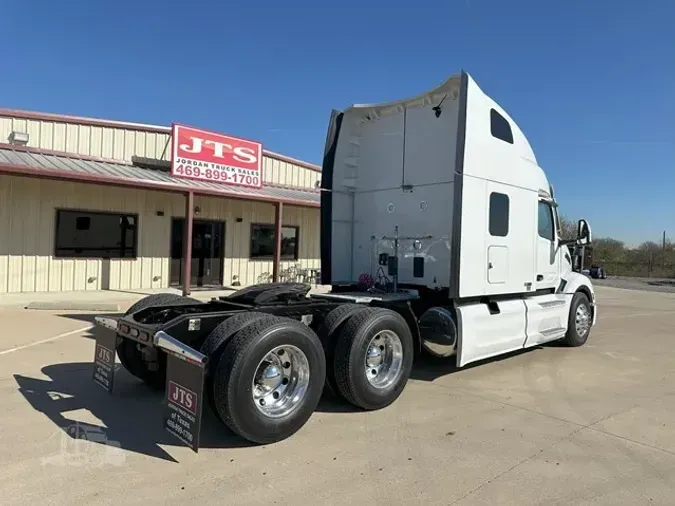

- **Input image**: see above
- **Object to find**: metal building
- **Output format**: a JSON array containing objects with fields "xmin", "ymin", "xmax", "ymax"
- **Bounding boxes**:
[{"xmin": 0, "ymin": 109, "xmax": 321, "ymax": 295}]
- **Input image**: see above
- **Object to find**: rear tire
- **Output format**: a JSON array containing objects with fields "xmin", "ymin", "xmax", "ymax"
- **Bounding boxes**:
[
  {"xmin": 117, "ymin": 293, "xmax": 200, "ymax": 389},
  {"xmin": 200, "ymin": 312, "xmax": 277, "ymax": 420},
  {"xmin": 316, "ymin": 304, "xmax": 370, "ymax": 397},
  {"xmin": 562, "ymin": 292, "xmax": 592, "ymax": 347},
  {"xmin": 333, "ymin": 307, "xmax": 414, "ymax": 410},
  {"xmin": 212, "ymin": 317, "xmax": 326, "ymax": 444}
]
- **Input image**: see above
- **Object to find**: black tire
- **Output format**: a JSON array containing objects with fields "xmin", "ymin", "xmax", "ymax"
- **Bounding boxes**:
[
  {"xmin": 117, "ymin": 293, "xmax": 200, "ymax": 389},
  {"xmin": 316, "ymin": 304, "xmax": 370, "ymax": 397},
  {"xmin": 562, "ymin": 292, "xmax": 592, "ymax": 347},
  {"xmin": 333, "ymin": 307, "xmax": 414, "ymax": 410},
  {"xmin": 212, "ymin": 317, "xmax": 326, "ymax": 444},
  {"xmin": 200, "ymin": 312, "xmax": 277, "ymax": 420},
  {"xmin": 125, "ymin": 293, "xmax": 200, "ymax": 316}
]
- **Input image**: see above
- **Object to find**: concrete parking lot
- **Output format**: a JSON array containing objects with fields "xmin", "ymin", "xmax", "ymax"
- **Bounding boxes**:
[{"xmin": 1, "ymin": 285, "xmax": 674, "ymax": 505}]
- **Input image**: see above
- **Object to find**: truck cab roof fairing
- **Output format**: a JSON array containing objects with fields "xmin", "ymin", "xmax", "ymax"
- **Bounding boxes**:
[
  {"xmin": 344, "ymin": 74, "xmax": 462, "ymax": 116},
  {"xmin": 340, "ymin": 72, "xmax": 537, "ymax": 168}
]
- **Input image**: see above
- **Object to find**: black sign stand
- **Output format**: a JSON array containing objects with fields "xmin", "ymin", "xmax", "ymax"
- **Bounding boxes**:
[{"xmin": 163, "ymin": 352, "xmax": 206, "ymax": 453}]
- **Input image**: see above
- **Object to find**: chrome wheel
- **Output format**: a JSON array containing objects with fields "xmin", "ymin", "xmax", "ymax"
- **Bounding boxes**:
[
  {"xmin": 575, "ymin": 303, "xmax": 591, "ymax": 337},
  {"xmin": 364, "ymin": 330, "xmax": 403, "ymax": 389},
  {"xmin": 252, "ymin": 345, "xmax": 310, "ymax": 418}
]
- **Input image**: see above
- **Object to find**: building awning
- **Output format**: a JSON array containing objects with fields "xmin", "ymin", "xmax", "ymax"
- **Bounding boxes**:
[{"xmin": 0, "ymin": 146, "xmax": 320, "ymax": 208}]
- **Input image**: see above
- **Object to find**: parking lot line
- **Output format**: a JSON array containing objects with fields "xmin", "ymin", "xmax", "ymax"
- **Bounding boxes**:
[{"xmin": 0, "ymin": 325, "xmax": 93, "ymax": 355}]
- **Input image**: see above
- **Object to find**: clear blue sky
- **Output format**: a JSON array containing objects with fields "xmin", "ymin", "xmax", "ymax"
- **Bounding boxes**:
[{"xmin": 2, "ymin": 0, "xmax": 673, "ymax": 245}]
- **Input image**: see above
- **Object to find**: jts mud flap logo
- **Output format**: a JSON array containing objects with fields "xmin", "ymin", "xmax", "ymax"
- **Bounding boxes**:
[{"xmin": 168, "ymin": 381, "xmax": 197, "ymax": 415}]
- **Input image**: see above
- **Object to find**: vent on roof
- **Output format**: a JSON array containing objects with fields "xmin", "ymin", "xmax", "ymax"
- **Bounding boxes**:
[{"xmin": 131, "ymin": 156, "xmax": 171, "ymax": 171}]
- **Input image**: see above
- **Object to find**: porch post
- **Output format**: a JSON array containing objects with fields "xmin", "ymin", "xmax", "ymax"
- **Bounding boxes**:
[
  {"xmin": 182, "ymin": 191, "xmax": 194, "ymax": 296},
  {"xmin": 272, "ymin": 201, "xmax": 283, "ymax": 283}
]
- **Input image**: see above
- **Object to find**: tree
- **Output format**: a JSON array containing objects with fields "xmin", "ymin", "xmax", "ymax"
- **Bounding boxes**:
[
  {"xmin": 558, "ymin": 215, "xmax": 577, "ymax": 240},
  {"xmin": 634, "ymin": 241, "xmax": 663, "ymax": 277},
  {"xmin": 591, "ymin": 238, "xmax": 626, "ymax": 264},
  {"xmin": 553, "ymin": 214, "xmax": 673, "ymax": 278}
]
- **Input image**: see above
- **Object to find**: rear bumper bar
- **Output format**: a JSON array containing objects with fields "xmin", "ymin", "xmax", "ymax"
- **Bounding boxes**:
[
  {"xmin": 93, "ymin": 316, "xmax": 207, "ymax": 366},
  {"xmin": 94, "ymin": 315, "xmax": 118, "ymax": 331},
  {"xmin": 154, "ymin": 331, "xmax": 208, "ymax": 366}
]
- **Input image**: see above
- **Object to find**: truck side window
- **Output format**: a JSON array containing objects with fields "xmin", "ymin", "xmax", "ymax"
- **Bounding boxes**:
[
  {"xmin": 490, "ymin": 109, "xmax": 514, "ymax": 144},
  {"xmin": 538, "ymin": 201, "xmax": 554, "ymax": 241},
  {"xmin": 489, "ymin": 192, "xmax": 509, "ymax": 237}
]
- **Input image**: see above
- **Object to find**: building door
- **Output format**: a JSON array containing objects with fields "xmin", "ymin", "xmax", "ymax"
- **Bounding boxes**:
[{"xmin": 170, "ymin": 218, "xmax": 225, "ymax": 288}]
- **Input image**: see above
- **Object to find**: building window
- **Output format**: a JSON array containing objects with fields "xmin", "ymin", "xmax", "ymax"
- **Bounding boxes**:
[
  {"xmin": 54, "ymin": 209, "xmax": 138, "ymax": 258},
  {"xmin": 490, "ymin": 108, "xmax": 514, "ymax": 144},
  {"xmin": 538, "ymin": 201, "xmax": 555, "ymax": 241},
  {"xmin": 489, "ymin": 192, "xmax": 509, "ymax": 237},
  {"xmin": 250, "ymin": 224, "xmax": 299, "ymax": 260}
]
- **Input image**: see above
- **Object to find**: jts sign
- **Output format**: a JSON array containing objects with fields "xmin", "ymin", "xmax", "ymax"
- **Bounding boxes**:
[{"xmin": 171, "ymin": 124, "xmax": 263, "ymax": 188}]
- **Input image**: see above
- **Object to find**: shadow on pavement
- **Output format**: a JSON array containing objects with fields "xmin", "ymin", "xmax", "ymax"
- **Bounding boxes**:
[
  {"xmin": 13, "ymin": 326, "xmax": 552, "ymax": 458},
  {"xmin": 14, "ymin": 362, "xmax": 257, "ymax": 463},
  {"xmin": 316, "ymin": 344, "xmax": 547, "ymax": 413},
  {"xmin": 410, "ymin": 344, "xmax": 544, "ymax": 382}
]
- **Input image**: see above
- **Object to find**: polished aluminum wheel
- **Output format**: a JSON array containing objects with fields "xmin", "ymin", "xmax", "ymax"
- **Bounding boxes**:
[
  {"xmin": 252, "ymin": 345, "xmax": 310, "ymax": 418},
  {"xmin": 575, "ymin": 303, "xmax": 591, "ymax": 337},
  {"xmin": 364, "ymin": 330, "xmax": 403, "ymax": 389}
]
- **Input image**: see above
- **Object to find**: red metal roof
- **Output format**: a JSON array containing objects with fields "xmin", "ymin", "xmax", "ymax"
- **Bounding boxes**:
[{"xmin": 0, "ymin": 146, "xmax": 320, "ymax": 208}]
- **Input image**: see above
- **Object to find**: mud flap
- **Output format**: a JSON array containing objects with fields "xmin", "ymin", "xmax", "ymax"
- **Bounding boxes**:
[
  {"xmin": 92, "ymin": 317, "xmax": 119, "ymax": 393},
  {"xmin": 156, "ymin": 331, "xmax": 208, "ymax": 453}
]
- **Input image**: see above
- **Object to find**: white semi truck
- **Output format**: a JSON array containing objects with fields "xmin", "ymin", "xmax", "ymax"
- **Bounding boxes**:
[{"xmin": 92, "ymin": 70, "xmax": 596, "ymax": 451}]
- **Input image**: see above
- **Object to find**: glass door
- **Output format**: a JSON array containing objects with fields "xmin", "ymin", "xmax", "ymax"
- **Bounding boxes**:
[{"xmin": 170, "ymin": 219, "xmax": 225, "ymax": 288}]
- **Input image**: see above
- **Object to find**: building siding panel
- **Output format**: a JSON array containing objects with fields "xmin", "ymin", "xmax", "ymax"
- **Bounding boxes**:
[
  {"xmin": 0, "ymin": 175, "xmax": 319, "ymax": 294},
  {"xmin": 90, "ymin": 126, "xmax": 103, "ymax": 158},
  {"xmin": 0, "ymin": 117, "xmax": 12, "ymax": 144},
  {"xmin": 65, "ymin": 123, "xmax": 79, "ymax": 153},
  {"xmin": 0, "ymin": 175, "xmax": 11, "ymax": 293},
  {"xmin": 101, "ymin": 127, "xmax": 114, "ymax": 158},
  {"xmin": 53, "ymin": 123, "xmax": 66, "ymax": 152},
  {"xmin": 112, "ymin": 129, "xmax": 125, "ymax": 160},
  {"xmin": 78, "ymin": 125, "xmax": 91, "ymax": 155}
]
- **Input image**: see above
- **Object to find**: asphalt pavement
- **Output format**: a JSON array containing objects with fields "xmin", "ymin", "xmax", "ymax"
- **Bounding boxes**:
[{"xmin": 1, "ymin": 285, "xmax": 674, "ymax": 505}]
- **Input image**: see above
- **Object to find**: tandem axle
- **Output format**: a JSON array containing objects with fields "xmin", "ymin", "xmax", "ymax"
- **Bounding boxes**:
[{"xmin": 91, "ymin": 283, "xmax": 426, "ymax": 452}]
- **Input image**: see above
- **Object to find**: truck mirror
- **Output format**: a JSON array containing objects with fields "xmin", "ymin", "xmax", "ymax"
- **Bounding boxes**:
[{"xmin": 577, "ymin": 219, "xmax": 592, "ymax": 245}]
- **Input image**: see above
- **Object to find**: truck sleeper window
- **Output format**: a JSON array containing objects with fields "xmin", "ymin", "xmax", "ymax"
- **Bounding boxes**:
[
  {"xmin": 489, "ymin": 192, "xmax": 510, "ymax": 237},
  {"xmin": 538, "ymin": 202, "xmax": 555, "ymax": 241},
  {"xmin": 490, "ymin": 109, "xmax": 514, "ymax": 144}
]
